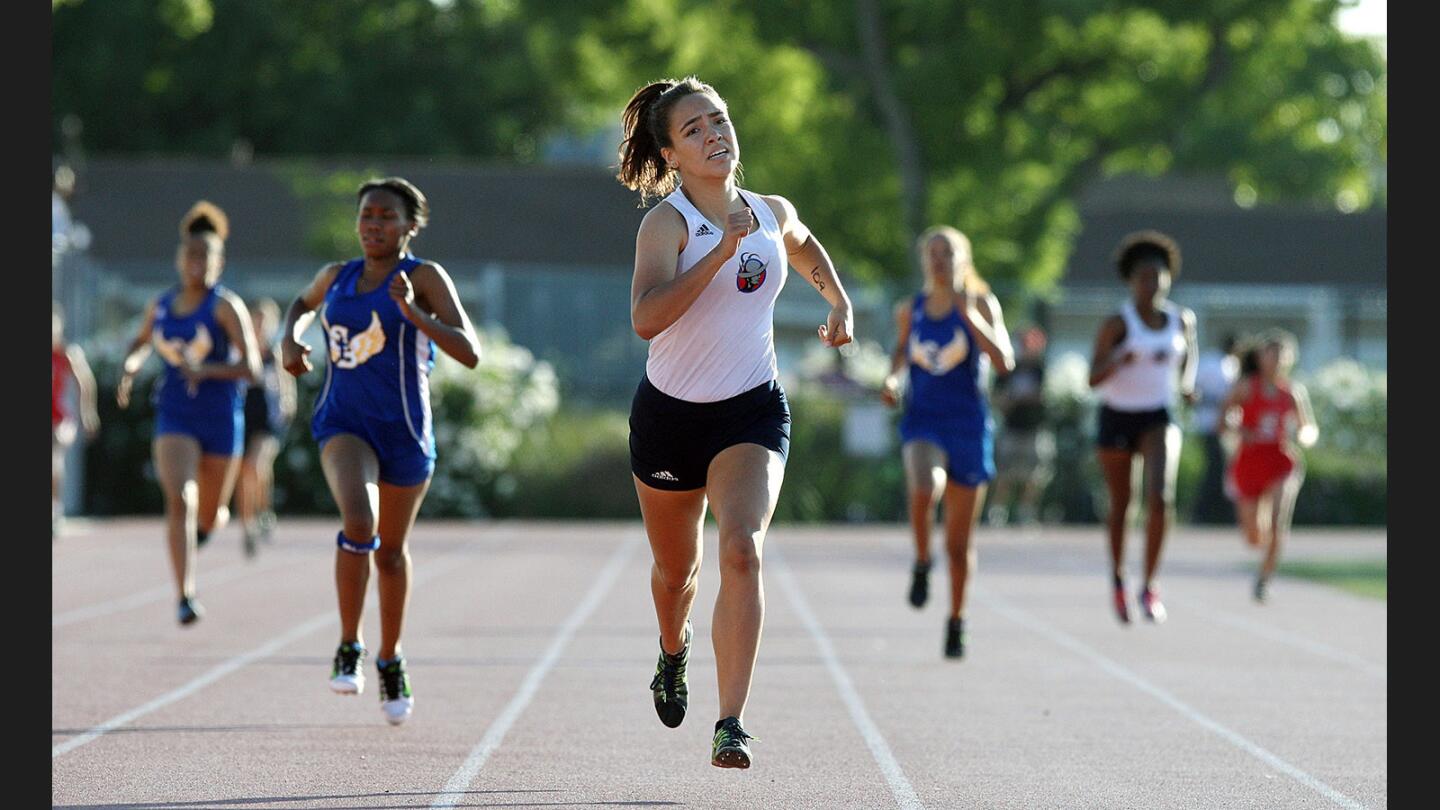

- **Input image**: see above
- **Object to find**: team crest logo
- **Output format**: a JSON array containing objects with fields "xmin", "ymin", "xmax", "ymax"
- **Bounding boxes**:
[
  {"xmin": 909, "ymin": 328, "xmax": 970, "ymax": 374},
  {"xmin": 153, "ymin": 323, "xmax": 213, "ymax": 368},
  {"xmin": 736, "ymin": 252, "xmax": 767, "ymax": 293},
  {"xmin": 326, "ymin": 311, "xmax": 387, "ymax": 369}
]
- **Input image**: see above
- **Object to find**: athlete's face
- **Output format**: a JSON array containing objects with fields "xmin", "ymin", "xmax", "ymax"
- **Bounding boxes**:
[
  {"xmin": 52, "ymin": 311, "xmax": 63, "ymax": 347},
  {"xmin": 1128, "ymin": 260, "xmax": 1170, "ymax": 307},
  {"xmin": 923, "ymin": 235, "xmax": 965, "ymax": 290},
  {"xmin": 175, "ymin": 233, "xmax": 223, "ymax": 289},
  {"xmin": 357, "ymin": 190, "xmax": 416, "ymax": 258},
  {"xmin": 1258, "ymin": 344, "xmax": 1281, "ymax": 378},
  {"xmin": 662, "ymin": 93, "xmax": 739, "ymax": 182}
]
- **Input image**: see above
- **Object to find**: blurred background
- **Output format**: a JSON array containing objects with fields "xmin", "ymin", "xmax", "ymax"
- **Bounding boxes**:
[{"xmin": 51, "ymin": 0, "xmax": 1385, "ymax": 527}]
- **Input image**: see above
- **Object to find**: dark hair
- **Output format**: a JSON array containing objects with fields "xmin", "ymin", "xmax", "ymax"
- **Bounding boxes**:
[
  {"xmin": 1113, "ymin": 230, "xmax": 1181, "ymax": 280},
  {"xmin": 179, "ymin": 200, "xmax": 230, "ymax": 242},
  {"xmin": 1239, "ymin": 344, "xmax": 1260, "ymax": 376},
  {"xmin": 616, "ymin": 76, "xmax": 727, "ymax": 204},
  {"xmin": 358, "ymin": 177, "xmax": 430, "ymax": 230},
  {"xmin": 1221, "ymin": 332, "xmax": 1239, "ymax": 354}
]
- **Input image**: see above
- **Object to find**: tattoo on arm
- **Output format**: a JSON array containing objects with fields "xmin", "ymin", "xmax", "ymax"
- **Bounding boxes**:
[{"xmin": 810, "ymin": 267, "xmax": 825, "ymax": 290}]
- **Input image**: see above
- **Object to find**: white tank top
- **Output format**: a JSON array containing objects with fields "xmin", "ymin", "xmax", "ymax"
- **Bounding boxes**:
[
  {"xmin": 1099, "ymin": 299, "xmax": 1187, "ymax": 411},
  {"xmin": 645, "ymin": 187, "xmax": 787, "ymax": 402}
]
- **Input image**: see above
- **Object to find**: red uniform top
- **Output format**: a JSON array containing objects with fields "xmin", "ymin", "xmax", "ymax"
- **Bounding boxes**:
[
  {"xmin": 52, "ymin": 346, "xmax": 71, "ymax": 428},
  {"xmin": 1237, "ymin": 376, "xmax": 1296, "ymax": 448},
  {"xmin": 1228, "ymin": 376, "xmax": 1299, "ymax": 499}
]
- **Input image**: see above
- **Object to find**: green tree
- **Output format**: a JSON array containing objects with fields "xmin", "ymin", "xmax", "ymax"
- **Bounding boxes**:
[
  {"xmin": 54, "ymin": 0, "xmax": 1385, "ymax": 292},
  {"xmin": 520, "ymin": 0, "xmax": 1385, "ymax": 290}
]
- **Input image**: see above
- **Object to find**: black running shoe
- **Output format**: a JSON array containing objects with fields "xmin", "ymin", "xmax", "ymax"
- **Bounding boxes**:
[
  {"xmin": 650, "ymin": 620, "xmax": 691, "ymax": 728},
  {"xmin": 177, "ymin": 596, "xmax": 204, "ymax": 626},
  {"xmin": 196, "ymin": 528, "xmax": 211, "ymax": 549},
  {"xmin": 944, "ymin": 617, "xmax": 966, "ymax": 659},
  {"xmin": 908, "ymin": 560, "xmax": 932, "ymax": 608},
  {"xmin": 711, "ymin": 716, "xmax": 757, "ymax": 769}
]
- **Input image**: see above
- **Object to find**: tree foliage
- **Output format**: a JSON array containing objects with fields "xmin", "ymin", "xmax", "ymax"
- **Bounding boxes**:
[{"xmin": 53, "ymin": 0, "xmax": 1385, "ymax": 290}]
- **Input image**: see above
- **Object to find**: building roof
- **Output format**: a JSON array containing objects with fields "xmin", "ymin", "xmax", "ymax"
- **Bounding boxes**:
[{"xmin": 1065, "ymin": 174, "xmax": 1386, "ymax": 287}]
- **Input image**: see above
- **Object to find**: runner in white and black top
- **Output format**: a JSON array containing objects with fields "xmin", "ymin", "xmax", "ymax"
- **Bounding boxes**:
[
  {"xmin": 616, "ymin": 75, "xmax": 855, "ymax": 769},
  {"xmin": 1088, "ymin": 230, "xmax": 1197, "ymax": 626}
]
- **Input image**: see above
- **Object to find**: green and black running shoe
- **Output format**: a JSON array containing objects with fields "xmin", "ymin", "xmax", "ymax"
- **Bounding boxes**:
[
  {"xmin": 944, "ymin": 617, "xmax": 966, "ymax": 659},
  {"xmin": 711, "ymin": 716, "xmax": 757, "ymax": 769},
  {"xmin": 650, "ymin": 620, "xmax": 691, "ymax": 728},
  {"xmin": 377, "ymin": 656, "xmax": 414, "ymax": 725},
  {"xmin": 329, "ymin": 641, "xmax": 366, "ymax": 695},
  {"xmin": 908, "ymin": 559, "xmax": 931, "ymax": 608}
]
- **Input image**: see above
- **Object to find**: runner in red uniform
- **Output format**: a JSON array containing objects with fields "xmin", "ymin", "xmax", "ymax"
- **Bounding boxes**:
[
  {"xmin": 1221, "ymin": 330, "xmax": 1318, "ymax": 602},
  {"xmin": 53, "ymin": 303, "xmax": 100, "ymax": 537}
]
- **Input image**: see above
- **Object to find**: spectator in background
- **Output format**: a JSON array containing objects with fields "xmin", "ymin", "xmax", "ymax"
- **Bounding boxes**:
[
  {"xmin": 1190, "ymin": 333, "xmax": 1240, "ymax": 524},
  {"xmin": 987, "ymin": 326, "xmax": 1055, "ymax": 528}
]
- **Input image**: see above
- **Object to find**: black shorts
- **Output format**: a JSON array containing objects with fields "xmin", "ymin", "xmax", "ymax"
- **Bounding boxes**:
[
  {"xmin": 243, "ymin": 387, "xmax": 288, "ymax": 444},
  {"xmin": 629, "ymin": 375, "xmax": 791, "ymax": 491},
  {"xmin": 1096, "ymin": 405, "xmax": 1172, "ymax": 452}
]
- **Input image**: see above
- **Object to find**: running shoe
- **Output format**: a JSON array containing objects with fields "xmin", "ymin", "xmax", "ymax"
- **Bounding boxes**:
[
  {"xmin": 711, "ymin": 716, "xmax": 757, "ymax": 769},
  {"xmin": 1112, "ymin": 579, "xmax": 1131, "ymax": 625},
  {"xmin": 650, "ymin": 620, "xmax": 692, "ymax": 728},
  {"xmin": 259, "ymin": 510, "xmax": 277, "ymax": 543},
  {"xmin": 243, "ymin": 528, "xmax": 258, "ymax": 559},
  {"xmin": 1138, "ymin": 585, "xmax": 1167, "ymax": 623},
  {"xmin": 1253, "ymin": 576, "xmax": 1269, "ymax": 604},
  {"xmin": 908, "ymin": 559, "xmax": 932, "ymax": 609},
  {"xmin": 944, "ymin": 617, "xmax": 966, "ymax": 659},
  {"xmin": 196, "ymin": 528, "xmax": 211, "ymax": 549},
  {"xmin": 177, "ymin": 596, "xmax": 204, "ymax": 626},
  {"xmin": 377, "ymin": 656, "xmax": 414, "ymax": 725},
  {"xmin": 330, "ymin": 641, "xmax": 366, "ymax": 695}
]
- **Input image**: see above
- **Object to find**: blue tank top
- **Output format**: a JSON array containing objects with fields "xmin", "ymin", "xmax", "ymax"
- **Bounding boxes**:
[
  {"xmin": 151, "ymin": 285, "xmax": 244, "ymax": 417},
  {"xmin": 903, "ymin": 292, "xmax": 989, "ymax": 431},
  {"xmin": 311, "ymin": 256, "xmax": 435, "ymax": 453}
]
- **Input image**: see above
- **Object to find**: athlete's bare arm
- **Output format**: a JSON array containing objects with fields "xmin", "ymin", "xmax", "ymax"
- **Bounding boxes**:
[
  {"xmin": 394, "ymin": 261, "xmax": 481, "ymax": 368},
  {"xmin": 65, "ymin": 343, "xmax": 100, "ymax": 435},
  {"xmin": 280, "ymin": 262, "xmax": 342, "ymax": 377},
  {"xmin": 1088, "ymin": 315, "xmax": 1131, "ymax": 388},
  {"xmin": 761, "ymin": 193, "xmax": 852, "ymax": 348},
  {"xmin": 116, "ymin": 299, "xmax": 158, "ymax": 409},
  {"xmin": 965, "ymin": 293, "xmax": 1015, "ymax": 374},
  {"xmin": 1291, "ymin": 380, "xmax": 1319, "ymax": 448},
  {"xmin": 1179, "ymin": 307, "xmax": 1199, "ymax": 403},
  {"xmin": 880, "ymin": 300, "xmax": 913, "ymax": 407}
]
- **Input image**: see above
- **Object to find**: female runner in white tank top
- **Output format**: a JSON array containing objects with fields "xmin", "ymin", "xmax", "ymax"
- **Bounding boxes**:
[
  {"xmin": 616, "ymin": 76, "xmax": 854, "ymax": 769},
  {"xmin": 1087, "ymin": 231, "xmax": 1197, "ymax": 626}
]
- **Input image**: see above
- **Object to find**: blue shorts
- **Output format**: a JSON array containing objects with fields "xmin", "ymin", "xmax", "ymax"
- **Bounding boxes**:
[
  {"xmin": 899, "ymin": 418, "xmax": 995, "ymax": 487},
  {"xmin": 314, "ymin": 413, "xmax": 435, "ymax": 487},
  {"xmin": 156, "ymin": 407, "xmax": 243, "ymax": 457}
]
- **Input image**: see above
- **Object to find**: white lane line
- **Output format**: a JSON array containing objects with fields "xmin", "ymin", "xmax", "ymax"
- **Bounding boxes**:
[
  {"xmin": 53, "ymin": 557, "xmax": 290, "ymax": 628},
  {"xmin": 52, "ymin": 613, "xmax": 332, "ymax": 757},
  {"xmin": 771, "ymin": 547, "xmax": 925, "ymax": 810},
  {"xmin": 976, "ymin": 588, "xmax": 1368, "ymax": 810},
  {"xmin": 430, "ymin": 535, "xmax": 641, "ymax": 809},
  {"xmin": 1166, "ymin": 594, "xmax": 1386, "ymax": 681},
  {"xmin": 53, "ymin": 543, "xmax": 486, "ymax": 758}
]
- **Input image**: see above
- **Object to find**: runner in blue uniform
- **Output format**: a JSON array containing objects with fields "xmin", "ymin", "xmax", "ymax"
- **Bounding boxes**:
[
  {"xmin": 280, "ymin": 177, "xmax": 481, "ymax": 726},
  {"xmin": 881, "ymin": 226, "xmax": 1014, "ymax": 658},
  {"xmin": 117, "ymin": 201, "xmax": 261, "ymax": 625}
]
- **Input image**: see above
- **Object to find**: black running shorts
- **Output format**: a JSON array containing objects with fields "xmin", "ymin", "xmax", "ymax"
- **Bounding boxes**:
[
  {"xmin": 1096, "ymin": 405, "xmax": 1172, "ymax": 452},
  {"xmin": 629, "ymin": 375, "xmax": 791, "ymax": 491}
]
